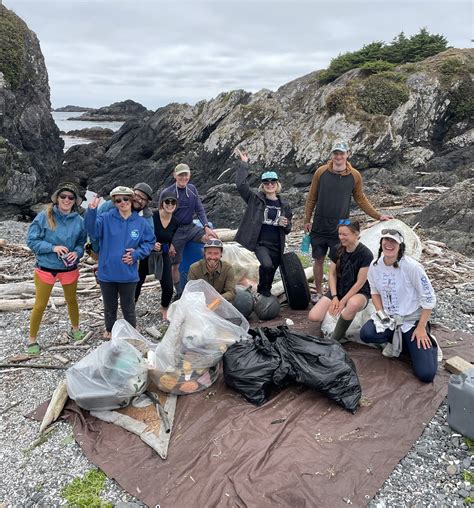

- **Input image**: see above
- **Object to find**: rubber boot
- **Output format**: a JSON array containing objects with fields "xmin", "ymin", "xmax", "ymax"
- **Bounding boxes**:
[{"xmin": 331, "ymin": 316, "xmax": 353, "ymax": 342}]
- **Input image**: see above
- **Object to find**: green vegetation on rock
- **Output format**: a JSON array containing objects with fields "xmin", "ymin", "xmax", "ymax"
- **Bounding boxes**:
[
  {"xmin": 356, "ymin": 75, "xmax": 410, "ymax": 116},
  {"xmin": 319, "ymin": 29, "xmax": 449, "ymax": 83},
  {"xmin": 0, "ymin": 6, "xmax": 27, "ymax": 89},
  {"xmin": 61, "ymin": 469, "xmax": 112, "ymax": 508}
]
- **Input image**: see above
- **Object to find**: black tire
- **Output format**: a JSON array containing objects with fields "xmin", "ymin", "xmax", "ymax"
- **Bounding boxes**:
[{"xmin": 280, "ymin": 252, "xmax": 310, "ymax": 310}]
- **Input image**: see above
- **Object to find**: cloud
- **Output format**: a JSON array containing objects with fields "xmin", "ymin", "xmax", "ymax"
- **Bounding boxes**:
[{"xmin": 5, "ymin": 0, "xmax": 473, "ymax": 108}]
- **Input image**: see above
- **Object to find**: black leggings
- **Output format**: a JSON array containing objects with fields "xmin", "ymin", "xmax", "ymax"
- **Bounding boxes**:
[
  {"xmin": 99, "ymin": 281, "xmax": 137, "ymax": 332},
  {"xmin": 135, "ymin": 254, "xmax": 174, "ymax": 309},
  {"xmin": 255, "ymin": 242, "xmax": 282, "ymax": 297}
]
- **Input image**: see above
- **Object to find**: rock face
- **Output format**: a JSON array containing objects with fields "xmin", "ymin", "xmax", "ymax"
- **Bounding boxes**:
[
  {"xmin": 63, "ymin": 127, "xmax": 114, "ymax": 140},
  {"xmin": 72, "ymin": 99, "xmax": 152, "ymax": 122},
  {"xmin": 0, "ymin": 5, "xmax": 64, "ymax": 216},
  {"xmin": 416, "ymin": 179, "xmax": 474, "ymax": 255},
  {"xmin": 63, "ymin": 49, "xmax": 473, "ymax": 251},
  {"xmin": 54, "ymin": 105, "xmax": 93, "ymax": 112}
]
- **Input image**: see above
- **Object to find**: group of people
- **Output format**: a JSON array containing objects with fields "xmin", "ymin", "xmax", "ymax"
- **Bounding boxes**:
[{"xmin": 26, "ymin": 140, "xmax": 439, "ymax": 382}]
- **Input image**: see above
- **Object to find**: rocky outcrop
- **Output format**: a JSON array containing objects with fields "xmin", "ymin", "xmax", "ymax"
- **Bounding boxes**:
[
  {"xmin": 63, "ymin": 127, "xmax": 114, "ymax": 140},
  {"xmin": 416, "ymin": 179, "xmax": 473, "ymax": 256},
  {"xmin": 71, "ymin": 99, "xmax": 152, "ymax": 122},
  {"xmin": 0, "ymin": 5, "xmax": 64, "ymax": 216},
  {"xmin": 54, "ymin": 105, "xmax": 92, "ymax": 112}
]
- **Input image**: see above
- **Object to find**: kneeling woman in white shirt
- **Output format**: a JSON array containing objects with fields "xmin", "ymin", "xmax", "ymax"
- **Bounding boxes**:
[{"xmin": 360, "ymin": 229, "xmax": 438, "ymax": 383}]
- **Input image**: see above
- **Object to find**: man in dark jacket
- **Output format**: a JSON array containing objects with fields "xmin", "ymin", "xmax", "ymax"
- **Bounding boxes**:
[{"xmin": 160, "ymin": 163, "xmax": 217, "ymax": 299}]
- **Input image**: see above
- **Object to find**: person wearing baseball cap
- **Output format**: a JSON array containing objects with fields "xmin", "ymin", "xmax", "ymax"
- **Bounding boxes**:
[
  {"xmin": 187, "ymin": 238, "xmax": 236, "ymax": 302},
  {"xmin": 303, "ymin": 139, "xmax": 393, "ymax": 304},
  {"xmin": 359, "ymin": 227, "xmax": 440, "ymax": 382},
  {"xmin": 159, "ymin": 162, "xmax": 217, "ymax": 300}
]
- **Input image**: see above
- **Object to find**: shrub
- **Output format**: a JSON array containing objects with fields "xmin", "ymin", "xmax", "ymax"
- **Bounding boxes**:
[
  {"xmin": 356, "ymin": 75, "xmax": 410, "ymax": 116},
  {"xmin": 325, "ymin": 88, "xmax": 355, "ymax": 115},
  {"xmin": 446, "ymin": 76, "xmax": 474, "ymax": 123},
  {"xmin": 440, "ymin": 58, "xmax": 464, "ymax": 78},
  {"xmin": 0, "ymin": 7, "xmax": 27, "ymax": 89},
  {"xmin": 360, "ymin": 60, "xmax": 395, "ymax": 74}
]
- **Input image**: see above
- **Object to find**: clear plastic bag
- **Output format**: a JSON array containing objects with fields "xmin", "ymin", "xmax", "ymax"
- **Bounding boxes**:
[
  {"xmin": 149, "ymin": 280, "xmax": 249, "ymax": 394},
  {"xmin": 66, "ymin": 320, "xmax": 151, "ymax": 410},
  {"xmin": 221, "ymin": 242, "xmax": 260, "ymax": 284}
]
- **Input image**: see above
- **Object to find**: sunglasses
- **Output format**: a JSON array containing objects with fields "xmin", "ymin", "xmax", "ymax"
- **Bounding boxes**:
[
  {"xmin": 338, "ymin": 219, "xmax": 351, "ymax": 225},
  {"xmin": 114, "ymin": 197, "xmax": 131, "ymax": 204},
  {"xmin": 262, "ymin": 179, "xmax": 278, "ymax": 184},
  {"xmin": 59, "ymin": 194, "xmax": 75, "ymax": 201},
  {"xmin": 163, "ymin": 199, "xmax": 177, "ymax": 206},
  {"xmin": 133, "ymin": 193, "xmax": 148, "ymax": 202}
]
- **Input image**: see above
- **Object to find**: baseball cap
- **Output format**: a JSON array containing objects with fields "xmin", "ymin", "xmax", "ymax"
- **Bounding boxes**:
[
  {"xmin": 261, "ymin": 171, "xmax": 279, "ymax": 181},
  {"xmin": 331, "ymin": 141, "xmax": 349, "ymax": 153},
  {"xmin": 174, "ymin": 163, "xmax": 191, "ymax": 175},
  {"xmin": 381, "ymin": 229, "xmax": 404, "ymax": 244}
]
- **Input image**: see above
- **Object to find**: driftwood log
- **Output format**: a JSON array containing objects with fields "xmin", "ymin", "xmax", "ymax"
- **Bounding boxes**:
[{"xmin": 39, "ymin": 379, "xmax": 69, "ymax": 434}]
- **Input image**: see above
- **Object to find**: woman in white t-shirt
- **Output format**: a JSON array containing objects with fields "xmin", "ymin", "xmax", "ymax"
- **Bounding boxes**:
[{"xmin": 360, "ymin": 229, "xmax": 438, "ymax": 382}]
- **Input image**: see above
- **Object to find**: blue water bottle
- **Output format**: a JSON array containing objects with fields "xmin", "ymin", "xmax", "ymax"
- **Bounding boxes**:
[{"xmin": 301, "ymin": 234, "xmax": 311, "ymax": 254}]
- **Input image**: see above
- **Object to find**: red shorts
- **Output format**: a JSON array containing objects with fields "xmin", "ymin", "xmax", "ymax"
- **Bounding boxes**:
[{"xmin": 35, "ymin": 268, "xmax": 80, "ymax": 286}]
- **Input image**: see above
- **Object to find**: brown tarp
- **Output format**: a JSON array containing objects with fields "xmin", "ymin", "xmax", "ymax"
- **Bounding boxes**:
[{"xmin": 31, "ymin": 316, "xmax": 474, "ymax": 508}]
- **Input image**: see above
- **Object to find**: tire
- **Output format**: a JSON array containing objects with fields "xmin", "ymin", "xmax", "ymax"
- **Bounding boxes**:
[{"xmin": 280, "ymin": 252, "xmax": 310, "ymax": 310}]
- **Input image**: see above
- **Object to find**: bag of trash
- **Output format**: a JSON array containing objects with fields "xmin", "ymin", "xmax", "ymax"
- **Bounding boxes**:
[
  {"xmin": 360, "ymin": 219, "xmax": 422, "ymax": 260},
  {"xmin": 264, "ymin": 326, "xmax": 362, "ymax": 412},
  {"xmin": 149, "ymin": 280, "xmax": 249, "ymax": 394},
  {"xmin": 66, "ymin": 320, "xmax": 150, "ymax": 410},
  {"xmin": 223, "ymin": 330, "xmax": 282, "ymax": 405},
  {"xmin": 321, "ymin": 301, "xmax": 376, "ymax": 343},
  {"xmin": 221, "ymin": 242, "xmax": 260, "ymax": 284}
]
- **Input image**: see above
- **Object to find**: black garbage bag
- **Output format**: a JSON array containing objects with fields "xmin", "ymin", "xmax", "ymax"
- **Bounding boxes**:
[
  {"xmin": 223, "ymin": 330, "xmax": 282, "ymax": 406},
  {"xmin": 261, "ymin": 326, "xmax": 362, "ymax": 413}
]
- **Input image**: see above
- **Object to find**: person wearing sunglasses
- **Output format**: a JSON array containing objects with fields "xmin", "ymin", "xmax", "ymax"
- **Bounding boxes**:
[
  {"xmin": 234, "ymin": 148, "xmax": 292, "ymax": 297},
  {"xmin": 308, "ymin": 220, "xmax": 373, "ymax": 342},
  {"xmin": 147, "ymin": 190, "xmax": 180, "ymax": 320},
  {"xmin": 188, "ymin": 238, "xmax": 236, "ymax": 302},
  {"xmin": 303, "ymin": 140, "xmax": 392, "ymax": 304},
  {"xmin": 159, "ymin": 163, "xmax": 217, "ymax": 300},
  {"xmin": 85, "ymin": 186, "xmax": 155, "ymax": 339},
  {"xmin": 26, "ymin": 182, "xmax": 87, "ymax": 354},
  {"xmin": 360, "ymin": 229, "xmax": 439, "ymax": 382}
]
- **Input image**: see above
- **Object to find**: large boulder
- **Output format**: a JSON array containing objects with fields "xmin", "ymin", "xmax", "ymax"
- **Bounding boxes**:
[{"xmin": 0, "ymin": 4, "xmax": 63, "ymax": 215}]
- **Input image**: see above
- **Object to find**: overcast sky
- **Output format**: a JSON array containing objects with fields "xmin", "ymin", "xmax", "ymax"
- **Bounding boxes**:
[{"xmin": 5, "ymin": 0, "xmax": 473, "ymax": 110}]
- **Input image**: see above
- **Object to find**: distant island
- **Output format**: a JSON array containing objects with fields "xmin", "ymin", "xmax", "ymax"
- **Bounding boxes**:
[
  {"xmin": 54, "ymin": 105, "xmax": 93, "ymax": 112},
  {"xmin": 68, "ymin": 99, "xmax": 152, "ymax": 122}
]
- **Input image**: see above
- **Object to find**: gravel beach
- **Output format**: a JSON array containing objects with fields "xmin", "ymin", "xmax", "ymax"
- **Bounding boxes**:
[{"xmin": 1, "ymin": 219, "xmax": 473, "ymax": 507}]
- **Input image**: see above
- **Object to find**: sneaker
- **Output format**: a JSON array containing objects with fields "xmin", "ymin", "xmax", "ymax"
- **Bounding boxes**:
[
  {"xmin": 68, "ymin": 329, "xmax": 86, "ymax": 342},
  {"xmin": 26, "ymin": 342, "xmax": 40, "ymax": 355},
  {"xmin": 429, "ymin": 333, "xmax": 443, "ymax": 362},
  {"xmin": 382, "ymin": 342, "xmax": 395, "ymax": 357}
]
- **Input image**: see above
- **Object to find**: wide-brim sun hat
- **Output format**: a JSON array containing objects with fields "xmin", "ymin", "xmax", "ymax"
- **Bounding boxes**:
[
  {"xmin": 110, "ymin": 185, "xmax": 134, "ymax": 197},
  {"xmin": 51, "ymin": 182, "xmax": 82, "ymax": 206}
]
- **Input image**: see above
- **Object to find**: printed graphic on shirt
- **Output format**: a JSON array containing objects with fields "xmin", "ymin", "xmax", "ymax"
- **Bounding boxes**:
[
  {"xmin": 420, "ymin": 275, "xmax": 435, "ymax": 305},
  {"xmin": 262, "ymin": 204, "xmax": 281, "ymax": 226},
  {"xmin": 130, "ymin": 229, "xmax": 139, "ymax": 239},
  {"xmin": 381, "ymin": 271, "xmax": 399, "ymax": 314}
]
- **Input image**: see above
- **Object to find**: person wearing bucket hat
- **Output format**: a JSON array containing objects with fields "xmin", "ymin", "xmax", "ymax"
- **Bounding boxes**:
[
  {"xmin": 188, "ymin": 238, "xmax": 236, "ymax": 302},
  {"xmin": 159, "ymin": 162, "xmax": 217, "ymax": 300},
  {"xmin": 234, "ymin": 148, "xmax": 292, "ymax": 297},
  {"xmin": 85, "ymin": 186, "xmax": 155, "ymax": 339},
  {"xmin": 26, "ymin": 182, "xmax": 88, "ymax": 354},
  {"xmin": 303, "ymin": 140, "xmax": 393, "ymax": 303},
  {"xmin": 359, "ymin": 228, "xmax": 440, "ymax": 382}
]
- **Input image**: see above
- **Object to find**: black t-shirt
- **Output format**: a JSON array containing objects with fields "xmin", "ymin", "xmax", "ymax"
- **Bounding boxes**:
[
  {"xmin": 258, "ymin": 197, "xmax": 281, "ymax": 244},
  {"xmin": 152, "ymin": 211, "xmax": 179, "ymax": 250},
  {"xmin": 329, "ymin": 242, "xmax": 373, "ymax": 298}
]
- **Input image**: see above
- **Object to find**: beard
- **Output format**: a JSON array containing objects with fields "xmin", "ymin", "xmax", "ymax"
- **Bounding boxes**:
[{"xmin": 206, "ymin": 259, "xmax": 219, "ymax": 271}]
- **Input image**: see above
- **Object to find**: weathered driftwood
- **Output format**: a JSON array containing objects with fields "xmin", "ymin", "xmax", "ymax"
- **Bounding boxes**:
[
  {"xmin": 0, "ymin": 297, "xmax": 66, "ymax": 312},
  {"xmin": 0, "ymin": 363, "xmax": 67, "ymax": 370},
  {"xmin": 52, "ymin": 354, "xmax": 70, "ymax": 365},
  {"xmin": 74, "ymin": 330, "xmax": 94, "ymax": 345},
  {"xmin": 445, "ymin": 356, "xmax": 473, "ymax": 375},
  {"xmin": 46, "ymin": 345, "xmax": 91, "ymax": 351},
  {"xmin": 39, "ymin": 379, "xmax": 69, "ymax": 434},
  {"xmin": 214, "ymin": 228, "xmax": 237, "ymax": 242},
  {"xmin": 0, "ymin": 282, "xmax": 61, "ymax": 297},
  {"xmin": 415, "ymin": 186, "xmax": 450, "ymax": 193}
]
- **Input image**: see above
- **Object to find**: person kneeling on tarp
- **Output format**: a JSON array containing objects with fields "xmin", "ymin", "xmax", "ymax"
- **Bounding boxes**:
[
  {"xmin": 308, "ymin": 220, "xmax": 373, "ymax": 342},
  {"xmin": 187, "ymin": 239, "xmax": 236, "ymax": 302},
  {"xmin": 360, "ymin": 229, "xmax": 439, "ymax": 383}
]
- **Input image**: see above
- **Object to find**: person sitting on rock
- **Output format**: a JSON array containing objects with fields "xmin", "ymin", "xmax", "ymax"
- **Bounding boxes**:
[
  {"xmin": 234, "ymin": 148, "xmax": 292, "ymax": 298},
  {"xmin": 159, "ymin": 163, "xmax": 217, "ymax": 300},
  {"xmin": 187, "ymin": 239, "xmax": 236, "ymax": 302},
  {"xmin": 308, "ymin": 220, "xmax": 373, "ymax": 342},
  {"xmin": 360, "ymin": 229, "xmax": 439, "ymax": 383},
  {"xmin": 26, "ymin": 182, "xmax": 87, "ymax": 354}
]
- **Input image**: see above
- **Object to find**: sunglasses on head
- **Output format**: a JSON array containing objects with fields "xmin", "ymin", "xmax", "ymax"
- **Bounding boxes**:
[
  {"xmin": 262, "ymin": 179, "xmax": 278, "ymax": 184},
  {"xmin": 163, "ymin": 199, "xmax": 177, "ymax": 205},
  {"xmin": 114, "ymin": 197, "xmax": 131, "ymax": 204},
  {"xmin": 59, "ymin": 194, "xmax": 75, "ymax": 201},
  {"xmin": 338, "ymin": 218, "xmax": 351, "ymax": 225},
  {"xmin": 381, "ymin": 228, "xmax": 402, "ymax": 236}
]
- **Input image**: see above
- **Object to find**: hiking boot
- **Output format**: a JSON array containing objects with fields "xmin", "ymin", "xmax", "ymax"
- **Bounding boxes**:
[{"xmin": 68, "ymin": 329, "xmax": 86, "ymax": 342}]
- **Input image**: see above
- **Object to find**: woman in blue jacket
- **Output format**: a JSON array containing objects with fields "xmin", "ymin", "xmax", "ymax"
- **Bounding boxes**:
[
  {"xmin": 85, "ymin": 186, "xmax": 155, "ymax": 339},
  {"xmin": 26, "ymin": 183, "xmax": 87, "ymax": 354}
]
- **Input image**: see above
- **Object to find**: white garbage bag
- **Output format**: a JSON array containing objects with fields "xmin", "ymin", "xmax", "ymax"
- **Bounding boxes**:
[{"xmin": 221, "ymin": 242, "xmax": 260, "ymax": 285}]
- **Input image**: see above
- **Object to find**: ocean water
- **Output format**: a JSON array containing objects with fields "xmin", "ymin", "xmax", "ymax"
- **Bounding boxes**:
[{"xmin": 52, "ymin": 111, "xmax": 124, "ymax": 151}]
